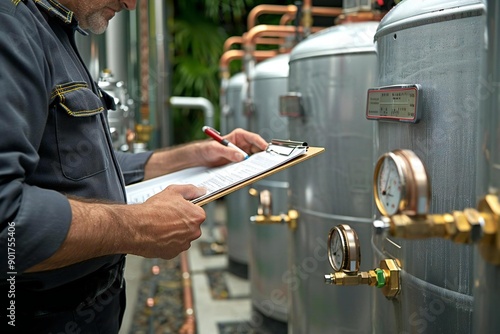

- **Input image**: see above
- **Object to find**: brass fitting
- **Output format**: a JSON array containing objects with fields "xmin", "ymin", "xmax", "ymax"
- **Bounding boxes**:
[
  {"xmin": 249, "ymin": 188, "xmax": 299, "ymax": 230},
  {"xmin": 389, "ymin": 214, "xmax": 452, "ymax": 239},
  {"xmin": 324, "ymin": 259, "xmax": 401, "ymax": 299},
  {"xmin": 378, "ymin": 259, "xmax": 401, "ymax": 298},
  {"xmin": 381, "ymin": 194, "xmax": 500, "ymax": 265},
  {"xmin": 477, "ymin": 194, "xmax": 500, "ymax": 264},
  {"xmin": 324, "ymin": 271, "xmax": 374, "ymax": 286},
  {"xmin": 250, "ymin": 209, "xmax": 299, "ymax": 230}
]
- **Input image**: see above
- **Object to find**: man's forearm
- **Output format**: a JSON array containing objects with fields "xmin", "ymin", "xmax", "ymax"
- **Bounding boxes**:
[
  {"xmin": 25, "ymin": 184, "xmax": 207, "ymax": 273},
  {"xmin": 143, "ymin": 142, "xmax": 203, "ymax": 180},
  {"xmin": 25, "ymin": 199, "xmax": 135, "ymax": 273}
]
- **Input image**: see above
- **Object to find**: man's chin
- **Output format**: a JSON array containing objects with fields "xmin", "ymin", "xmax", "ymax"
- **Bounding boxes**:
[
  {"xmin": 84, "ymin": 16, "xmax": 109, "ymax": 34},
  {"xmin": 89, "ymin": 24, "xmax": 109, "ymax": 34}
]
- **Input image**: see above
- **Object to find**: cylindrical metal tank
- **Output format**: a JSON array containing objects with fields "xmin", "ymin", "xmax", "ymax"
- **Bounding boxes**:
[
  {"xmin": 247, "ymin": 53, "xmax": 290, "ymax": 328},
  {"xmin": 373, "ymin": 1, "xmax": 485, "ymax": 332},
  {"xmin": 286, "ymin": 22, "xmax": 379, "ymax": 333},
  {"xmin": 221, "ymin": 72, "xmax": 255, "ymax": 278},
  {"xmin": 473, "ymin": 0, "xmax": 500, "ymax": 332}
]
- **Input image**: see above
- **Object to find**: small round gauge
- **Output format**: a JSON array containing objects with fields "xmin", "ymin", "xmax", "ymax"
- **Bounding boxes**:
[
  {"xmin": 373, "ymin": 149, "xmax": 430, "ymax": 217},
  {"xmin": 327, "ymin": 224, "xmax": 360, "ymax": 273}
]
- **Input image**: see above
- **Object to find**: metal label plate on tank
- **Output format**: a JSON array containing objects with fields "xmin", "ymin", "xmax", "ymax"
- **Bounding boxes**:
[
  {"xmin": 279, "ymin": 93, "xmax": 303, "ymax": 118},
  {"xmin": 366, "ymin": 84, "xmax": 422, "ymax": 123}
]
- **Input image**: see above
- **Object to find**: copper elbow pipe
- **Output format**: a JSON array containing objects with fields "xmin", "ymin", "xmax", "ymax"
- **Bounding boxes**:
[
  {"xmin": 279, "ymin": 12, "xmax": 295, "ymax": 26},
  {"xmin": 247, "ymin": 4, "xmax": 343, "ymax": 29},
  {"xmin": 247, "ymin": 5, "xmax": 297, "ymax": 29},
  {"xmin": 219, "ymin": 49, "xmax": 279, "ymax": 77},
  {"xmin": 243, "ymin": 25, "xmax": 324, "ymax": 49},
  {"xmin": 219, "ymin": 50, "xmax": 245, "ymax": 75},
  {"xmin": 178, "ymin": 252, "xmax": 195, "ymax": 334},
  {"xmin": 223, "ymin": 36, "xmax": 244, "ymax": 52},
  {"xmin": 223, "ymin": 36, "xmax": 286, "ymax": 52}
]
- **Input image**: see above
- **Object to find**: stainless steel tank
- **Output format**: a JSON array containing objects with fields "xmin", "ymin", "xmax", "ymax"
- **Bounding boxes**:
[
  {"xmin": 286, "ymin": 22, "xmax": 379, "ymax": 333},
  {"xmin": 247, "ymin": 53, "xmax": 290, "ymax": 327},
  {"xmin": 473, "ymin": 0, "xmax": 500, "ymax": 332},
  {"xmin": 221, "ymin": 72, "xmax": 255, "ymax": 278},
  {"xmin": 372, "ymin": 0, "xmax": 485, "ymax": 332}
]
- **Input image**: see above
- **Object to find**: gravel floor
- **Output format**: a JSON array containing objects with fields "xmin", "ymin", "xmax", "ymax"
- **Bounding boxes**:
[{"xmin": 129, "ymin": 257, "xmax": 185, "ymax": 334}]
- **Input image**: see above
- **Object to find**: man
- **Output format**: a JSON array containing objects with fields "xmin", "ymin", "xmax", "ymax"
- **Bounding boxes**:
[{"xmin": 0, "ymin": 0, "xmax": 268, "ymax": 332}]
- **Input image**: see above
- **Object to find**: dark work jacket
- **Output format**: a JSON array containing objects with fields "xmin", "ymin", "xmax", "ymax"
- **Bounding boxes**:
[{"xmin": 0, "ymin": 0, "xmax": 152, "ymax": 290}]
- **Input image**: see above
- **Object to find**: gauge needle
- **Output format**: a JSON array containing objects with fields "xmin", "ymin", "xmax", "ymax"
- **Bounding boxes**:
[{"xmin": 382, "ymin": 166, "xmax": 391, "ymax": 196}]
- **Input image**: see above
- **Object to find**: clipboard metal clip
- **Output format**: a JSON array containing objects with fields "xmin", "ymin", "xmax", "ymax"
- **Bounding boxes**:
[{"xmin": 266, "ymin": 139, "xmax": 308, "ymax": 156}]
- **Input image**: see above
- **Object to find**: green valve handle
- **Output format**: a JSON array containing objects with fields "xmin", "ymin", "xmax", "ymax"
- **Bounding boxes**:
[{"xmin": 375, "ymin": 269, "xmax": 386, "ymax": 288}]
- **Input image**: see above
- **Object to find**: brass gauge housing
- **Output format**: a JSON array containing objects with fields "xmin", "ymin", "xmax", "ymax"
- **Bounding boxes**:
[
  {"xmin": 327, "ymin": 224, "xmax": 360, "ymax": 273},
  {"xmin": 373, "ymin": 149, "xmax": 430, "ymax": 216}
]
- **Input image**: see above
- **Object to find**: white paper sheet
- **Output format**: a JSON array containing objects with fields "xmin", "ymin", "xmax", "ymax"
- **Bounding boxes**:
[{"xmin": 125, "ymin": 145, "xmax": 307, "ymax": 204}]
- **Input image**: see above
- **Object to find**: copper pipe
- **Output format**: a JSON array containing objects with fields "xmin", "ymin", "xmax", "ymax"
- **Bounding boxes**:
[
  {"xmin": 303, "ymin": 0, "xmax": 312, "ymax": 35},
  {"xmin": 335, "ymin": 11, "xmax": 386, "ymax": 25},
  {"xmin": 247, "ymin": 4, "xmax": 343, "ymax": 29},
  {"xmin": 219, "ymin": 49, "xmax": 279, "ymax": 78},
  {"xmin": 139, "ymin": 0, "xmax": 149, "ymax": 108},
  {"xmin": 179, "ymin": 252, "xmax": 195, "ymax": 334},
  {"xmin": 243, "ymin": 24, "xmax": 324, "ymax": 49},
  {"xmin": 223, "ymin": 36, "xmax": 286, "ymax": 52},
  {"xmin": 279, "ymin": 12, "xmax": 295, "ymax": 26},
  {"xmin": 247, "ymin": 4, "xmax": 296, "ymax": 29},
  {"xmin": 223, "ymin": 36, "xmax": 244, "ymax": 52}
]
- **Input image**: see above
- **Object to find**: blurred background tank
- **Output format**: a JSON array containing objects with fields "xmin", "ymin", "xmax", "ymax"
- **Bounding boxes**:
[
  {"xmin": 247, "ymin": 53, "xmax": 291, "ymax": 330},
  {"xmin": 285, "ymin": 22, "xmax": 379, "ymax": 333},
  {"xmin": 221, "ymin": 72, "xmax": 254, "ymax": 278},
  {"xmin": 372, "ymin": 0, "xmax": 485, "ymax": 332}
]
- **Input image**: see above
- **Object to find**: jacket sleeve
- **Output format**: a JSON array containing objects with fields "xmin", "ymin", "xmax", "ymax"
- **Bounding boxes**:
[
  {"xmin": 115, "ymin": 151, "xmax": 154, "ymax": 185},
  {"xmin": 0, "ymin": 9, "xmax": 72, "ymax": 276}
]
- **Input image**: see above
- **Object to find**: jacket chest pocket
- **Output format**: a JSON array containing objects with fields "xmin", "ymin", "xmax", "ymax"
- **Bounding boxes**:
[{"xmin": 51, "ymin": 82, "xmax": 111, "ymax": 181}]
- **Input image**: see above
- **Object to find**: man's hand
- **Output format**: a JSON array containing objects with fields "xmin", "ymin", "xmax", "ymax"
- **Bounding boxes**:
[
  {"xmin": 129, "ymin": 184, "xmax": 206, "ymax": 259},
  {"xmin": 198, "ymin": 128, "xmax": 269, "ymax": 167},
  {"xmin": 144, "ymin": 128, "xmax": 269, "ymax": 180}
]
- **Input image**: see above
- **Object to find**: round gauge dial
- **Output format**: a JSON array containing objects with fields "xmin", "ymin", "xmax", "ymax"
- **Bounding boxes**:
[
  {"xmin": 373, "ymin": 149, "xmax": 430, "ymax": 217},
  {"xmin": 327, "ymin": 224, "xmax": 360, "ymax": 273}
]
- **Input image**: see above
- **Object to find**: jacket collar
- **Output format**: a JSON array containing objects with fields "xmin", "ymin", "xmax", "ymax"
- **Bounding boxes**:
[{"xmin": 33, "ymin": 0, "xmax": 88, "ymax": 35}]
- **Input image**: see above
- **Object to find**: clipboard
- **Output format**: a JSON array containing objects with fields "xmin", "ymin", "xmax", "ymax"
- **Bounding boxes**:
[{"xmin": 125, "ymin": 140, "xmax": 325, "ymax": 207}]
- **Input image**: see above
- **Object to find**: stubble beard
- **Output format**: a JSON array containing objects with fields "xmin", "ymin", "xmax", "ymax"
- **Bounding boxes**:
[{"xmin": 85, "ymin": 11, "xmax": 109, "ymax": 34}]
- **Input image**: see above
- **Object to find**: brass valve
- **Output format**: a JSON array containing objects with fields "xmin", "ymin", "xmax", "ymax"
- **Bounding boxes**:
[
  {"xmin": 250, "ymin": 209, "xmax": 299, "ymax": 230},
  {"xmin": 376, "ymin": 194, "xmax": 500, "ymax": 265},
  {"xmin": 324, "ymin": 259, "xmax": 401, "ymax": 299},
  {"xmin": 249, "ymin": 188, "xmax": 298, "ymax": 230}
]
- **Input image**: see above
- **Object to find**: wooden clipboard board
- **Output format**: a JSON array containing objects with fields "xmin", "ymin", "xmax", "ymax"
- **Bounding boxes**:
[{"xmin": 195, "ymin": 146, "xmax": 325, "ymax": 206}]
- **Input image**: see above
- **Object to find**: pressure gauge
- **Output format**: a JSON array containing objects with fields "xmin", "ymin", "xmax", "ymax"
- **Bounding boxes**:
[
  {"xmin": 373, "ymin": 149, "xmax": 430, "ymax": 217},
  {"xmin": 327, "ymin": 224, "xmax": 360, "ymax": 273}
]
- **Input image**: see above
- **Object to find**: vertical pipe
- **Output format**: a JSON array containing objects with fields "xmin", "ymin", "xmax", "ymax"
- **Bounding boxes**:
[
  {"xmin": 106, "ymin": 11, "xmax": 130, "ymax": 83},
  {"xmin": 139, "ymin": 0, "xmax": 149, "ymax": 109},
  {"xmin": 153, "ymin": 0, "xmax": 171, "ymax": 148},
  {"xmin": 75, "ymin": 33, "xmax": 106, "ymax": 80},
  {"xmin": 179, "ymin": 252, "xmax": 196, "ymax": 334},
  {"xmin": 89, "ymin": 34, "xmax": 106, "ymax": 80}
]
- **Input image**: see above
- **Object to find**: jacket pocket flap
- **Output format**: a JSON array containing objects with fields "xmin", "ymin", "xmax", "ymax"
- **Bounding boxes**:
[{"xmin": 51, "ymin": 82, "xmax": 104, "ymax": 117}]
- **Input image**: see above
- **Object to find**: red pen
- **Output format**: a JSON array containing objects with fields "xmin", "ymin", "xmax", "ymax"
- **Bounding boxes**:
[{"xmin": 202, "ymin": 126, "xmax": 249, "ymax": 160}]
